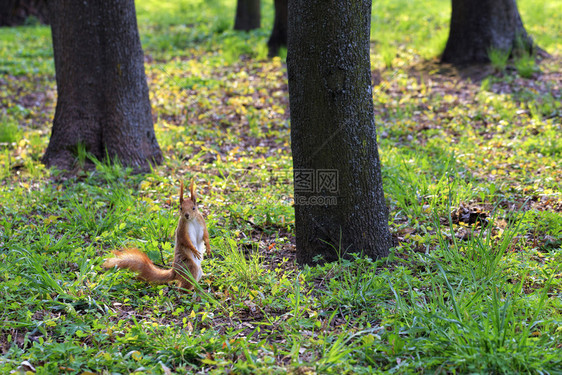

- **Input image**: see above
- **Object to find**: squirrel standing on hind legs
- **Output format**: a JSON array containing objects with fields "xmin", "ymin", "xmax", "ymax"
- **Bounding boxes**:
[{"xmin": 103, "ymin": 180, "xmax": 211, "ymax": 291}]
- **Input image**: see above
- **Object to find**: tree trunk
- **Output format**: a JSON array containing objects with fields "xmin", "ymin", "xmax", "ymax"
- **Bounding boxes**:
[
  {"xmin": 0, "ymin": 0, "xmax": 49, "ymax": 26},
  {"xmin": 43, "ymin": 0, "xmax": 162, "ymax": 173},
  {"xmin": 287, "ymin": 0, "xmax": 392, "ymax": 265},
  {"xmin": 234, "ymin": 0, "xmax": 260, "ymax": 31},
  {"xmin": 267, "ymin": 0, "xmax": 287, "ymax": 57},
  {"xmin": 441, "ymin": 0, "xmax": 534, "ymax": 65}
]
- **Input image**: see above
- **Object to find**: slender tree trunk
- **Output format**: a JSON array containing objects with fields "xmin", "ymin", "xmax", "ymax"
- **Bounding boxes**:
[
  {"xmin": 0, "ymin": 0, "xmax": 48, "ymax": 26},
  {"xmin": 0, "ymin": 0, "xmax": 18, "ymax": 26},
  {"xmin": 287, "ymin": 0, "xmax": 392, "ymax": 265},
  {"xmin": 234, "ymin": 0, "xmax": 261, "ymax": 31},
  {"xmin": 43, "ymin": 0, "xmax": 162, "ymax": 172},
  {"xmin": 441, "ymin": 0, "xmax": 534, "ymax": 65},
  {"xmin": 267, "ymin": 0, "xmax": 287, "ymax": 57}
]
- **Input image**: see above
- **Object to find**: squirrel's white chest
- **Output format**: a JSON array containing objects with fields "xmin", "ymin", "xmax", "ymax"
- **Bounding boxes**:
[{"xmin": 187, "ymin": 220, "xmax": 206, "ymax": 262}]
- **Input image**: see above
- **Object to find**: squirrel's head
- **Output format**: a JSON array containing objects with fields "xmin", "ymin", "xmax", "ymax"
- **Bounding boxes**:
[{"xmin": 179, "ymin": 180, "xmax": 198, "ymax": 221}]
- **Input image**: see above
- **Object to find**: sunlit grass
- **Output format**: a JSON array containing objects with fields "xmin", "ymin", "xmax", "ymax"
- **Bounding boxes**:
[{"xmin": 0, "ymin": 0, "xmax": 560, "ymax": 373}]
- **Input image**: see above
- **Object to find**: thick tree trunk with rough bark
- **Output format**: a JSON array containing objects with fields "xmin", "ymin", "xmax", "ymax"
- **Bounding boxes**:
[
  {"xmin": 43, "ymin": 0, "xmax": 162, "ymax": 172},
  {"xmin": 441, "ymin": 0, "xmax": 534, "ymax": 65},
  {"xmin": 287, "ymin": 0, "xmax": 392, "ymax": 265},
  {"xmin": 234, "ymin": 0, "xmax": 260, "ymax": 31},
  {"xmin": 0, "ymin": 0, "xmax": 48, "ymax": 26},
  {"xmin": 267, "ymin": 0, "xmax": 287, "ymax": 57}
]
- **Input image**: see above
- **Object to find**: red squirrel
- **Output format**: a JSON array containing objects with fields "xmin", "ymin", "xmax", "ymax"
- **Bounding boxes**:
[{"xmin": 103, "ymin": 180, "xmax": 210, "ymax": 291}]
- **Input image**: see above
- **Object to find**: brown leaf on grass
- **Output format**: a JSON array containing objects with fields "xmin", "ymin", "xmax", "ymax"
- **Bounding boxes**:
[{"xmin": 450, "ymin": 203, "xmax": 489, "ymax": 227}]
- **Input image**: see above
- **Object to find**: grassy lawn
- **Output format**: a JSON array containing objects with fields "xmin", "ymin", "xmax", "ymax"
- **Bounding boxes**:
[{"xmin": 1, "ymin": 0, "xmax": 561, "ymax": 373}]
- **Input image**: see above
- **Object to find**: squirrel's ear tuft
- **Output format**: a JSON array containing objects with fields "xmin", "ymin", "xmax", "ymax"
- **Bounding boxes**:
[
  {"xmin": 179, "ymin": 180, "xmax": 184, "ymax": 204},
  {"xmin": 189, "ymin": 180, "xmax": 197, "ymax": 204}
]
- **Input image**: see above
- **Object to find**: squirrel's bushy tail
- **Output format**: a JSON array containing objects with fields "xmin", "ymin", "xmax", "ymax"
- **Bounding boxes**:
[{"xmin": 103, "ymin": 248, "xmax": 175, "ymax": 284}]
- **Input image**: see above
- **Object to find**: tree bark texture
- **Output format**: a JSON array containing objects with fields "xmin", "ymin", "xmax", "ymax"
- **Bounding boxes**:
[
  {"xmin": 287, "ymin": 0, "xmax": 392, "ymax": 265},
  {"xmin": 43, "ymin": 0, "xmax": 162, "ymax": 172},
  {"xmin": 267, "ymin": 0, "xmax": 287, "ymax": 57},
  {"xmin": 441, "ymin": 0, "xmax": 534, "ymax": 65},
  {"xmin": 0, "ymin": 0, "xmax": 48, "ymax": 26},
  {"xmin": 234, "ymin": 0, "xmax": 261, "ymax": 31}
]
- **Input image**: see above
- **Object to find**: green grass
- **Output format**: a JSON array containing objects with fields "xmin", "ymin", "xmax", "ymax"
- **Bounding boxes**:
[
  {"xmin": 488, "ymin": 47, "xmax": 511, "ymax": 72},
  {"xmin": 1, "ymin": 0, "xmax": 561, "ymax": 373},
  {"xmin": 0, "ymin": 26, "xmax": 53, "ymax": 76},
  {"xmin": 0, "ymin": 116, "xmax": 22, "ymax": 144}
]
